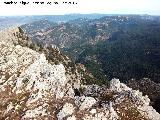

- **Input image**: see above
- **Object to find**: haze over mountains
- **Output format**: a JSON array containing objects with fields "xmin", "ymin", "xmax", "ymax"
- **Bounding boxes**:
[{"xmin": 0, "ymin": 14, "xmax": 108, "ymax": 30}]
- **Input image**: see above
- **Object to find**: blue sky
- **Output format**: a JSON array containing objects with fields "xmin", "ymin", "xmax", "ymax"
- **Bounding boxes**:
[{"xmin": 0, "ymin": 0, "xmax": 160, "ymax": 16}]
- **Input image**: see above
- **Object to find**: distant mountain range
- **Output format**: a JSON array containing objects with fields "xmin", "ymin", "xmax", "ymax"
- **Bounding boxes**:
[
  {"xmin": 1, "ymin": 14, "xmax": 158, "ymax": 30},
  {"xmin": 0, "ymin": 14, "xmax": 110, "ymax": 30},
  {"xmin": 21, "ymin": 15, "xmax": 160, "ymax": 83}
]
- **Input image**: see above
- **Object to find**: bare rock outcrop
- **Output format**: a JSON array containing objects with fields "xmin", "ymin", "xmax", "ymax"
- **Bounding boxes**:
[{"xmin": 0, "ymin": 27, "xmax": 160, "ymax": 120}]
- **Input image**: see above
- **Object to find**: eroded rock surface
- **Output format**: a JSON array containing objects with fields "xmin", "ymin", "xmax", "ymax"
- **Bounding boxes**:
[{"xmin": 0, "ymin": 27, "xmax": 160, "ymax": 120}]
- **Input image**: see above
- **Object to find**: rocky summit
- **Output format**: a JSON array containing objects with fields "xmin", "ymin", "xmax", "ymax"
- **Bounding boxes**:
[{"xmin": 0, "ymin": 27, "xmax": 160, "ymax": 120}]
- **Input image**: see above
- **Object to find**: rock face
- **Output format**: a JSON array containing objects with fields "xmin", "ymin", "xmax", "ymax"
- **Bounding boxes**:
[
  {"xmin": 0, "ymin": 27, "xmax": 160, "ymax": 120},
  {"xmin": 128, "ymin": 78, "xmax": 160, "ymax": 113}
]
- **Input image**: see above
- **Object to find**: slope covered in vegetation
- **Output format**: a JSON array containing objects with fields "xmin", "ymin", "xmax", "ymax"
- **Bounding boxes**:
[{"xmin": 22, "ymin": 15, "xmax": 160, "ymax": 83}]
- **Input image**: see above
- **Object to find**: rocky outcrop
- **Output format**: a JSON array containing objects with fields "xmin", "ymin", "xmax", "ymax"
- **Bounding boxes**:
[
  {"xmin": 0, "ymin": 27, "xmax": 160, "ymax": 120},
  {"xmin": 128, "ymin": 78, "xmax": 160, "ymax": 113}
]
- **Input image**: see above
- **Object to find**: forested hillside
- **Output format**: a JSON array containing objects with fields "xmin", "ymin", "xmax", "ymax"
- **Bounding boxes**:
[{"xmin": 22, "ymin": 15, "xmax": 160, "ymax": 83}]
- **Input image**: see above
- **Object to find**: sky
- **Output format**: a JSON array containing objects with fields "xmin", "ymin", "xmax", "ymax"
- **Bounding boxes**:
[{"xmin": 0, "ymin": 0, "xmax": 160, "ymax": 16}]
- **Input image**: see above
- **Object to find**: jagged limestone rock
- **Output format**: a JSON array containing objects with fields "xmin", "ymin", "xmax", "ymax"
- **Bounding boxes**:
[
  {"xmin": 110, "ymin": 78, "xmax": 131, "ymax": 92},
  {"xmin": 57, "ymin": 103, "xmax": 75, "ymax": 120},
  {"xmin": 79, "ymin": 97, "xmax": 96, "ymax": 110}
]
